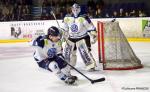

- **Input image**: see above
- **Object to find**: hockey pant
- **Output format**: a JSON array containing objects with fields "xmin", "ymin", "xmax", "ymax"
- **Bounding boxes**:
[
  {"xmin": 63, "ymin": 39, "xmax": 96, "ymax": 70},
  {"xmin": 34, "ymin": 56, "xmax": 71, "ymax": 81}
]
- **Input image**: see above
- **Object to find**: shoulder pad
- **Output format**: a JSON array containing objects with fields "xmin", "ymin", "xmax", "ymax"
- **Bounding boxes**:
[
  {"xmin": 63, "ymin": 14, "xmax": 73, "ymax": 23},
  {"xmin": 35, "ymin": 36, "xmax": 45, "ymax": 48},
  {"xmin": 79, "ymin": 14, "xmax": 91, "ymax": 23}
]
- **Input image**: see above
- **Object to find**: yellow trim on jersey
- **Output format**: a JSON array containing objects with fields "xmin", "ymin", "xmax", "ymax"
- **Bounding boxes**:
[
  {"xmin": 44, "ymin": 39, "xmax": 48, "ymax": 45},
  {"xmin": 57, "ymin": 40, "xmax": 62, "ymax": 46}
]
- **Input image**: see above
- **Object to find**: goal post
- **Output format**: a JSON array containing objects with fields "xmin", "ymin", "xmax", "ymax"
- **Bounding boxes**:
[{"xmin": 97, "ymin": 21, "xmax": 143, "ymax": 70}]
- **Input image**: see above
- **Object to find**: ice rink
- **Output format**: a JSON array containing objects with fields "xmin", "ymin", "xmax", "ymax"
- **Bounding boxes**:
[{"xmin": 0, "ymin": 42, "xmax": 150, "ymax": 92}]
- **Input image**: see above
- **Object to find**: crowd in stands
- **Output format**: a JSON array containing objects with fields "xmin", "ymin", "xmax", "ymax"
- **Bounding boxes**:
[
  {"xmin": 0, "ymin": 0, "xmax": 148, "ymax": 21},
  {"xmin": 0, "ymin": 0, "xmax": 32, "ymax": 21},
  {"xmin": 99, "ymin": 2, "xmax": 147, "ymax": 18}
]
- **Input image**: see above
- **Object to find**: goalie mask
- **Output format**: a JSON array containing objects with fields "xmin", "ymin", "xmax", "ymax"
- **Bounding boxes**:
[{"xmin": 71, "ymin": 3, "xmax": 81, "ymax": 17}]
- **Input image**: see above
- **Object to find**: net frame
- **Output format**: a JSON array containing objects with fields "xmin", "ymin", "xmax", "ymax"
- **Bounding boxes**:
[{"xmin": 97, "ymin": 21, "xmax": 143, "ymax": 70}]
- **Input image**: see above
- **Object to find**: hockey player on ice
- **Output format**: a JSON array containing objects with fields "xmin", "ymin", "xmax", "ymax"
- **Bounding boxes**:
[
  {"xmin": 31, "ymin": 26, "xmax": 77, "ymax": 85},
  {"xmin": 62, "ymin": 3, "xmax": 97, "ymax": 71}
]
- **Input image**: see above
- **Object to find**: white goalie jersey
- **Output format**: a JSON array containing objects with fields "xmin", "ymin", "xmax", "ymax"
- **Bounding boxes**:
[{"xmin": 63, "ymin": 14, "xmax": 96, "ymax": 39}]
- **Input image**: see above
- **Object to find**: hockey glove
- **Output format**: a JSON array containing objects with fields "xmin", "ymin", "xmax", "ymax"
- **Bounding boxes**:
[{"xmin": 57, "ymin": 54, "xmax": 65, "ymax": 61}]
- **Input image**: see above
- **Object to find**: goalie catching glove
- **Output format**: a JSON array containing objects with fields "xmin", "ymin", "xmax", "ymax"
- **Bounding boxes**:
[{"xmin": 88, "ymin": 31, "xmax": 97, "ymax": 44}]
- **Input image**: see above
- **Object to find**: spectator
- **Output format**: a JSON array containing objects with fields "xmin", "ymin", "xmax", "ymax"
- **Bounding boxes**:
[
  {"xmin": 125, "ymin": 11, "xmax": 129, "ymax": 17},
  {"xmin": 138, "ymin": 10, "xmax": 146, "ymax": 17},
  {"xmin": 129, "ymin": 9, "xmax": 138, "ymax": 17},
  {"xmin": 111, "ymin": 11, "xmax": 118, "ymax": 18},
  {"xmin": 42, "ymin": 0, "xmax": 50, "ymax": 7},
  {"xmin": 25, "ymin": 5, "xmax": 31, "ymax": 20},
  {"xmin": 41, "ymin": 13, "xmax": 51, "ymax": 20},
  {"xmin": 20, "ymin": 6, "xmax": 28, "ymax": 20},
  {"xmin": 11, "ymin": 2, "xmax": 18, "ymax": 21},
  {"xmin": 87, "ymin": 0, "xmax": 96, "ymax": 10},
  {"xmin": 1, "ymin": 5, "xmax": 11, "ymax": 21},
  {"xmin": 96, "ymin": 0, "xmax": 105, "ymax": 9},
  {"xmin": 95, "ymin": 8, "xmax": 102, "ymax": 18},
  {"xmin": 119, "ymin": 8, "xmax": 125, "ymax": 17},
  {"xmin": 87, "ymin": 6, "xmax": 94, "ymax": 18}
]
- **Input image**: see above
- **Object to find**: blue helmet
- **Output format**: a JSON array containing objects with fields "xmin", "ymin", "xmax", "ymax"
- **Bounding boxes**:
[{"xmin": 47, "ymin": 26, "xmax": 60, "ymax": 36}]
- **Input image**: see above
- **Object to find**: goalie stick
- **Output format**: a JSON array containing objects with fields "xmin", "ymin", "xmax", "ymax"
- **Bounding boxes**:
[{"xmin": 50, "ymin": 10, "xmax": 105, "ymax": 84}]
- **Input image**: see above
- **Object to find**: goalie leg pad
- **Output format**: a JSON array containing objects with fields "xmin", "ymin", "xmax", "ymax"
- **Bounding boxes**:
[
  {"xmin": 63, "ymin": 40, "xmax": 75, "ymax": 63},
  {"xmin": 70, "ymin": 50, "xmax": 77, "ymax": 66},
  {"xmin": 76, "ymin": 39, "xmax": 96, "ymax": 70}
]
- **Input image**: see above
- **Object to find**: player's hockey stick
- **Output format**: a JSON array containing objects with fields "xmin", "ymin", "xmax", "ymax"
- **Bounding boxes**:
[
  {"xmin": 64, "ymin": 60, "xmax": 105, "ymax": 84},
  {"xmin": 50, "ymin": 9, "xmax": 70, "ymax": 45},
  {"xmin": 50, "ymin": 9, "xmax": 60, "ymax": 27}
]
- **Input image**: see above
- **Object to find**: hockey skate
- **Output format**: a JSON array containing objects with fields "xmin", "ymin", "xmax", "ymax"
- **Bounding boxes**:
[
  {"xmin": 69, "ymin": 75, "xmax": 78, "ymax": 81},
  {"xmin": 86, "ymin": 62, "xmax": 96, "ymax": 72},
  {"xmin": 87, "ymin": 67, "xmax": 95, "ymax": 72},
  {"xmin": 65, "ymin": 76, "xmax": 77, "ymax": 85}
]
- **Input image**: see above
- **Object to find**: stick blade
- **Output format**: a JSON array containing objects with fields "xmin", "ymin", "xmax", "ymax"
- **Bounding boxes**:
[{"xmin": 91, "ymin": 77, "xmax": 105, "ymax": 84}]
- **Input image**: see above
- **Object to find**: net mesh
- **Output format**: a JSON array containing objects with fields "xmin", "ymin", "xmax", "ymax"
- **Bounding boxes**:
[{"xmin": 98, "ymin": 21, "xmax": 143, "ymax": 70}]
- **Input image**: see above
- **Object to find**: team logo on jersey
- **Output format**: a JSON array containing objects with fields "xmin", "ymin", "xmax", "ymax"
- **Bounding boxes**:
[
  {"xmin": 70, "ymin": 24, "xmax": 78, "ymax": 32},
  {"xmin": 47, "ymin": 48, "xmax": 57, "ymax": 58}
]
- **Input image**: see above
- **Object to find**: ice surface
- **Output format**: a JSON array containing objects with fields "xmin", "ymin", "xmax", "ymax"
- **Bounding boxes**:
[{"xmin": 0, "ymin": 42, "xmax": 150, "ymax": 92}]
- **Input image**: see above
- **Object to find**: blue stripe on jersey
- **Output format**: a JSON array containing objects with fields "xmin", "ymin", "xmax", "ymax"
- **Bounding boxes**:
[
  {"xmin": 87, "ymin": 28, "xmax": 96, "ymax": 32},
  {"xmin": 82, "ymin": 14, "xmax": 92, "ymax": 23}
]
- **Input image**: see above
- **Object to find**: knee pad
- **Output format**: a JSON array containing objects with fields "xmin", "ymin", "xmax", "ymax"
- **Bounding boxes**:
[
  {"xmin": 37, "ymin": 59, "xmax": 50, "ymax": 70},
  {"xmin": 48, "ymin": 61, "xmax": 60, "ymax": 74},
  {"xmin": 63, "ymin": 41, "xmax": 75, "ymax": 62},
  {"xmin": 55, "ymin": 56, "xmax": 67, "ymax": 69},
  {"xmin": 49, "ymin": 61, "xmax": 69, "ymax": 81}
]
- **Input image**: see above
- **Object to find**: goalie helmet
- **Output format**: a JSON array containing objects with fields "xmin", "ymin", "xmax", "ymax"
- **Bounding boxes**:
[
  {"xmin": 71, "ymin": 3, "xmax": 81, "ymax": 17},
  {"xmin": 47, "ymin": 26, "xmax": 60, "ymax": 36}
]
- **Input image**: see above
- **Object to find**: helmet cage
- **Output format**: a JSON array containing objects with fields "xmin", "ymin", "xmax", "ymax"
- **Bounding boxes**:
[{"xmin": 72, "ymin": 4, "xmax": 81, "ymax": 17}]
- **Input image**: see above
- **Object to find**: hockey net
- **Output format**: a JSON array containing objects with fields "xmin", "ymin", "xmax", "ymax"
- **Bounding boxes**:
[{"xmin": 97, "ymin": 21, "xmax": 143, "ymax": 70}]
